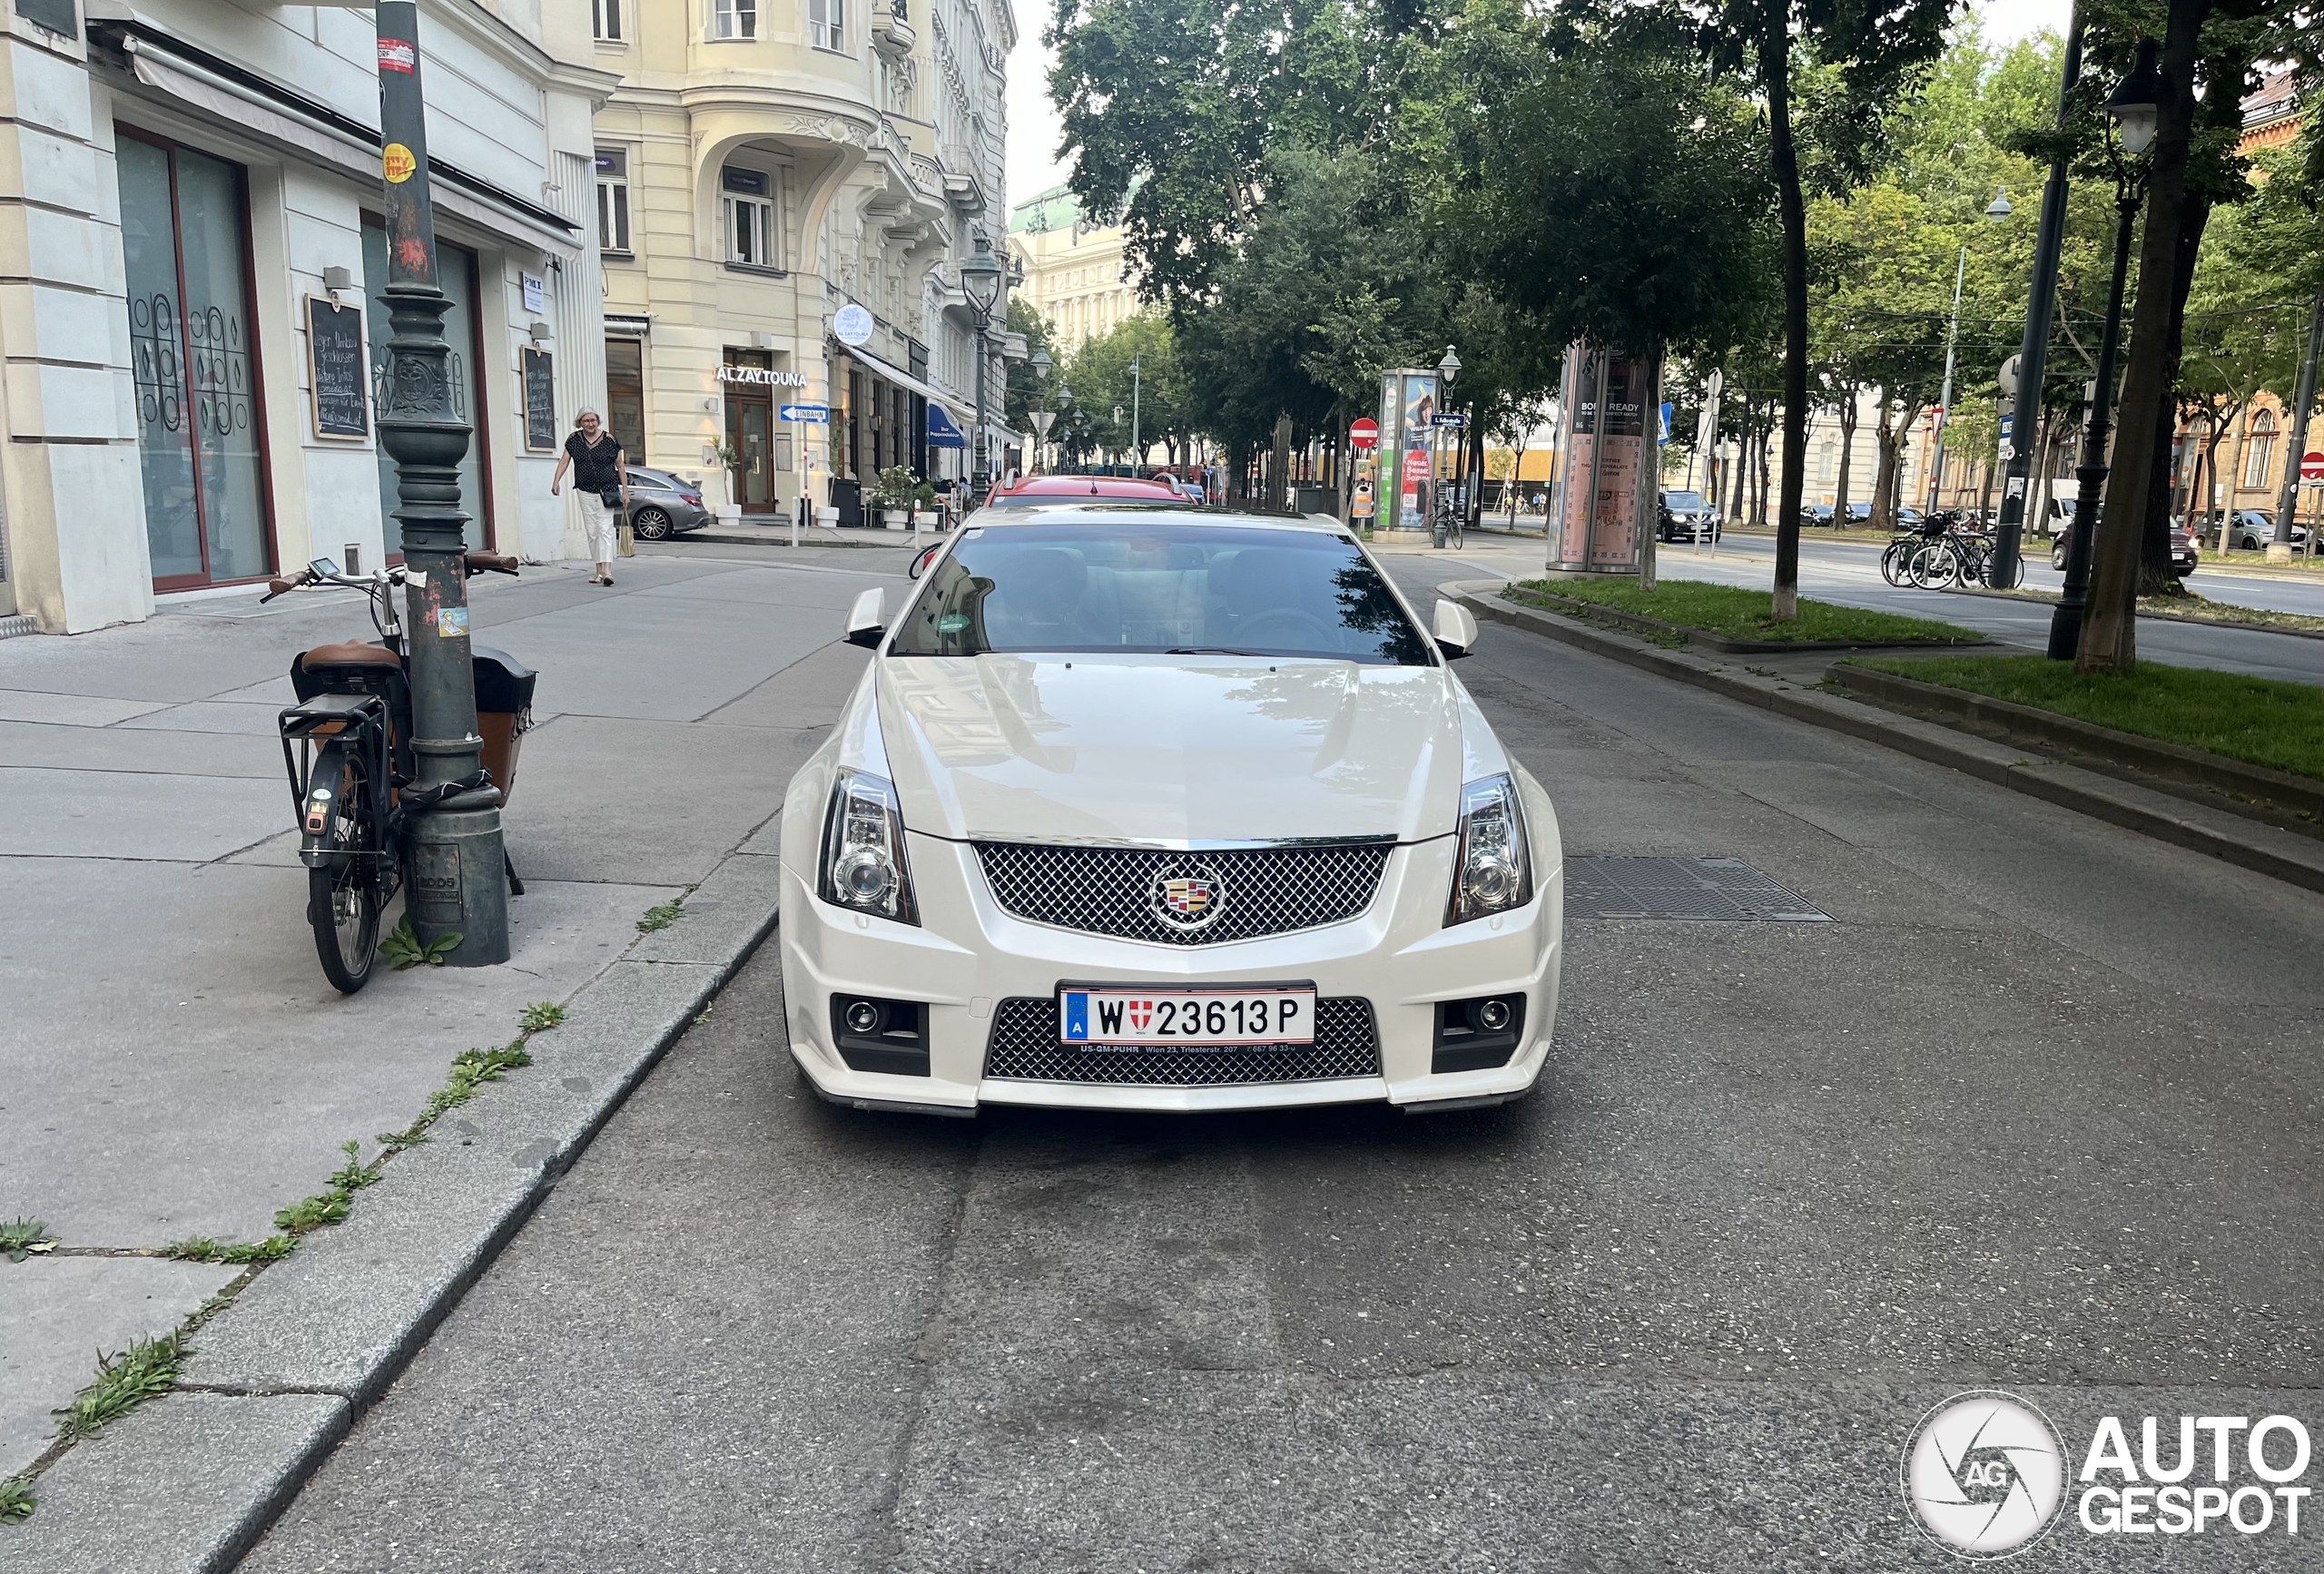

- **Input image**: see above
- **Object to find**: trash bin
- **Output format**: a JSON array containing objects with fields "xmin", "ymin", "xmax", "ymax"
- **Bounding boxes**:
[{"xmin": 830, "ymin": 476, "xmax": 863, "ymax": 529}]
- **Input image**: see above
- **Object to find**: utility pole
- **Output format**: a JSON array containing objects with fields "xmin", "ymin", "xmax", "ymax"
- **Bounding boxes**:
[
  {"xmin": 2049, "ymin": 179, "xmax": 2142, "ymax": 657},
  {"xmin": 2270, "ymin": 296, "xmax": 2324, "ymax": 564},
  {"xmin": 1991, "ymin": 5, "xmax": 2083, "ymax": 586},
  {"xmin": 372, "ymin": 1, "xmax": 507, "ymax": 964}
]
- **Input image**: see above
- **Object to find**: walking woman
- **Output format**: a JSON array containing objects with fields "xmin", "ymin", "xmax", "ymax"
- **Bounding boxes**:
[{"xmin": 550, "ymin": 408, "xmax": 630, "ymax": 585}]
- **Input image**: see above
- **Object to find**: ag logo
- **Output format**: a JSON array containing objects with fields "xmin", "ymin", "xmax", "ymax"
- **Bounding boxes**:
[
  {"xmin": 1903, "ymin": 1390, "xmax": 2066, "ymax": 1559},
  {"xmin": 1148, "ymin": 861, "xmax": 1226, "ymax": 932}
]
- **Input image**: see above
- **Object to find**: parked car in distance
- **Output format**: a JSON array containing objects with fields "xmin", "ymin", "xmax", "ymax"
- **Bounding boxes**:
[
  {"xmin": 2221, "ymin": 509, "xmax": 2311, "ymax": 552},
  {"xmin": 1797, "ymin": 503, "xmax": 1835, "ymax": 527},
  {"xmin": 625, "ymin": 467, "xmax": 711, "ymax": 540},
  {"xmin": 2050, "ymin": 517, "xmax": 2198, "ymax": 578},
  {"xmin": 981, "ymin": 475, "xmax": 1193, "ymax": 510},
  {"xmin": 1894, "ymin": 507, "xmax": 1925, "ymax": 532},
  {"xmin": 1658, "ymin": 490, "xmax": 1720, "ymax": 543}
]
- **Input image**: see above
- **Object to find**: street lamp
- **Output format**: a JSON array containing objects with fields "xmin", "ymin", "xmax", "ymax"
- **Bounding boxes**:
[
  {"xmin": 1029, "ymin": 347, "xmax": 1053, "ymax": 473},
  {"xmin": 2048, "ymin": 37, "xmax": 2161, "ymax": 659},
  {"xmin": 960, "ymin": 233, "xmax": 1004, "ymax": 492},
  {"xmin": 1925, "ymin": 187, "xmax": 2014, "ymax": 514},
  {"xmin": 1436, "ymin": 346, "xmax": 1462, "ymax": 539},
  {"xmin": 369, "ymin": 0, "xmax": 507, "ymax": 964}
]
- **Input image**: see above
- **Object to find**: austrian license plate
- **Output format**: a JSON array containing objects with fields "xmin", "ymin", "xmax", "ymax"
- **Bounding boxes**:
[{"xmin": 1058, "ymin": 986, "xmax": 1316, "ymax": 1048}]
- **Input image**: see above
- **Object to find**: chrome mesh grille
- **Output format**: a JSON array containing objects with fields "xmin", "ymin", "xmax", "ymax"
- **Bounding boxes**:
[
  {"xmin": 972, "ymin": 841, "xmax": 1391, "ymax": 946},
  {"xmin": 983, "ymin": 997, "xmax": 1382, "ymax": 1087}
]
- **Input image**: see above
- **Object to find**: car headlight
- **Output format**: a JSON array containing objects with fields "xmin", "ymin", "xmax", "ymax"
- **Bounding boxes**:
[
  {"xmin": 819, "ymin": 768, "xmax": 918, "ymax": 925},
  {"xmin": 1445, "ymin": 773, "xmax": 1532, "ymax": 926}
]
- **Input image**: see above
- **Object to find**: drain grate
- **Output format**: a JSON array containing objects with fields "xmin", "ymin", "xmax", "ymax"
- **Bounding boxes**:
[{"xmin": 1562, "ymin": 856, "xmax": 1831, "ymax": 921}]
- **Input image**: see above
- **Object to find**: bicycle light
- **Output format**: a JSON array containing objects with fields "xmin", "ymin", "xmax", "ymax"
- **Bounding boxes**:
[{"xmin": 305, "ymin": 789, "xmax": 332, "ymax": 834}]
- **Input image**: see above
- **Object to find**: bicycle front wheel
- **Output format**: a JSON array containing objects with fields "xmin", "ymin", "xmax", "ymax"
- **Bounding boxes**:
[
  {"xmin": 306, "ymin": 744, "xmax": 381, "ymax": 994},
  {"xmin": 1880, "ymin": 541, "xmax": 1911, "ymax": 586},
  {"xmin": 1908, "ymin": 544, "xmax": 1960, "ymax": 589},
  {"xmin": 1448, "ymin": 515, "xmax": 1465, "ymax": 549}
]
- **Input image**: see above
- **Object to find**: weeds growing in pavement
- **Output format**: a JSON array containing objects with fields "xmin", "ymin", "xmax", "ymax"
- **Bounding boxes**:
[
  {"xmin": 162, "ymin": 1235, "xmax": 297, "ymax": 1265},
  {"xmin": 1, "ymin": 1218, "xmax": 54, "ymax": 1263},
  {"xmin": 636, "ymin": 899, "xmax": 684, "ymax": 933},
  {"xmin": 381, "ymin": 917, "xmax": 462, "ymax": 969},
  {"xmin": 1, "ymin": 1001, "xmax": 573, "ymax": 1523},
  {"xmin": 56, "ymin": 1333, "xmax": 182, "ymax": 1441}
]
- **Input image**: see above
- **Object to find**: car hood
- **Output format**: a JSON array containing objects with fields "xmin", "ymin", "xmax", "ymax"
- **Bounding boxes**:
[{"xmin": 875, "ymin": 654, "xmax": 1464, "ymax": 844}]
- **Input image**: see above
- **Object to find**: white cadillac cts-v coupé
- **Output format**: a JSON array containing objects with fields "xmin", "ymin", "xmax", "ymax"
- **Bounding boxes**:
[{"xmin": 777, "ymin": 507, "xmax": 1562, "ymax": 1116}]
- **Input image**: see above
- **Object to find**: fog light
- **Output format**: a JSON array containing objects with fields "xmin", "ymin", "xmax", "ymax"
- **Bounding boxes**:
[
  {"xmin": 1477, "ymin": 998, "xmax": 1512, "ymax": 1033},
  {"xmin": 844, "ymin": 999, "xmax": 883, "ymax": 1036}
]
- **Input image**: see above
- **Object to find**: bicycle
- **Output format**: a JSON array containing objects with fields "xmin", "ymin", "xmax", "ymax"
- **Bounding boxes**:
[
  {"xmin": 1432, "ymin": 492, "xmax": 1466, "ymax": 550},
  {"xmin": 263, "ymin": 554, "xmax": 532, "ymax": 992}
]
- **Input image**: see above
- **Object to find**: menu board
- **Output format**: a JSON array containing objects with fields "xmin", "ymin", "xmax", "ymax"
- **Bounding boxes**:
[
  {"xmin": 522, "ymin": 348, "xmax": 556, "ymax": 452},
  {"xmin": 305, "ymin": 296, "xmax": 369, "ymax": 440}
]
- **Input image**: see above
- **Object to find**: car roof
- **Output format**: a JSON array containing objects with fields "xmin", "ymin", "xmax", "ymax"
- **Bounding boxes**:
[
  {"xmin": 961, "ymin": 506, "xmax": 1349, "ymax": 534},
  {"xmin": 990, "ymin": 475, "xmax": 1186, "ymax": 500}
]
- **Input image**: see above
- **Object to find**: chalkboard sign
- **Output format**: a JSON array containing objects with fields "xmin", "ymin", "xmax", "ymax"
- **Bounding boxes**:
[
  {"xmin": 304, "ymin": 297, "xmax": 369, "ymax": 440},
  {"xmin": 521, "ymin": 348, "xmax": 556, "ymax": 451}
]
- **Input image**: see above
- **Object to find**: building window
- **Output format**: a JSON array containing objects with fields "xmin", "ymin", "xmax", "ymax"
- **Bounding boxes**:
[
  {"xmin": 596, "ymin": 148, "xmax": 631, "ymax": 254},
  {"xmin": 594, "ymin": 0, "xmax": 624, "ymax": 38},
  {"xmin": 119, "ymin": 132, "xmax": 271, "ymax": 590},
  {"xmin": 712, "ymin": 0, "xmax": 758, "ymax": 38},
  {"xmin": 2245, "ymin": 408, "xmax": 2277, "ymax": 489},
  {"xmin": 723, "ymin": 167, "xmax": 776, "ymax": 267},
  {"xmin": 809, "ymin": 0, "xmax": 843, "ymax": 51}
]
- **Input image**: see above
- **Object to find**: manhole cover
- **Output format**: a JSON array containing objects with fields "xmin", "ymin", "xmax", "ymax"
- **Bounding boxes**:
[{"xmin": 1563, "ymin": 856, "xmax": 1831, "ymax": 921}]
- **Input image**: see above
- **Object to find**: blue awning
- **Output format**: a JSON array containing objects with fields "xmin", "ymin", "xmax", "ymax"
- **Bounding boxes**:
[{"xmin": 927, "ymin": 403, "xmax": 968, "ymax": 449}]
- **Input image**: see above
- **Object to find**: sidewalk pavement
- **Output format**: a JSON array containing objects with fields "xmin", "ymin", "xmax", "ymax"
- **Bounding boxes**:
[{"xmin": 0, "ymin": 546, "xmax": 908, "ymax": 1483}]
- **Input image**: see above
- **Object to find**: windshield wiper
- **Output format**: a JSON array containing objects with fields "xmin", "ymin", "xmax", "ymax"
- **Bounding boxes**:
[{"xmin": 1164, "ymin": 646, "xmax": 1274, "ymax": 657}]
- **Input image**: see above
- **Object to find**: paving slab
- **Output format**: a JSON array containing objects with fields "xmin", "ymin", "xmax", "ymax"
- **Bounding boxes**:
[{"xmin": 0, "ymin": 1256, "xmax": 240, "ymax": 1477}]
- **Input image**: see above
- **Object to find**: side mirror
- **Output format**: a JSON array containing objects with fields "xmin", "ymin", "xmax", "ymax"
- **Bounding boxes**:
[
  {"xmin": 844, "ymin": 586, "xmax": 887, "ymax": 649},
  {"xmin": 908, "ymin": 543, "xmax": 943, "ymax": 580},
  {"xmin": 1433, "ymin": 599, "xmax": 1478, "ymax": 661}
]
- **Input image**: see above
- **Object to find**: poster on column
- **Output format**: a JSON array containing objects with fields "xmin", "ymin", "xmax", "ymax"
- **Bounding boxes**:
[
  {"xmin": 1555, "ymin": 342, "xmax": 1648, "ymax": 572},
  {"xmin": 1397, "ymin": 372, "xmax": 1438, "ymax": 531}
]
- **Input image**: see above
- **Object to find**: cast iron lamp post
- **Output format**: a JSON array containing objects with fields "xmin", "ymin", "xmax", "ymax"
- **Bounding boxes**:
[
  {"xmin": 960, "ymin": 235, "xmax": 1003, "ymax": 492},
  {"xmin": 1029, "ymin": 346, "xmax": 1052, "ymax": 473},
  {"xmin": 1436, "ymin": 346, "xmax": 1460, "ymax": 543},
  {"xmin": 373, "ymin": 0, "xmax": 507, "ymax": 964},
  {"xmin": 2049, "ymin": 37, "xmax": 2161, "ymax": 658},
  {"xmin": 1926, "ymin": 188, "xmax": 2014, "ymax": 513}
]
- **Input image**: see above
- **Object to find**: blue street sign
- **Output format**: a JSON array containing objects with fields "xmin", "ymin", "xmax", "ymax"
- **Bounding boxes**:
[
  {"xmin": 781, "ymin": 403, "xmax": 830, "ymax": 423},
  {"xmin": 1432, "ymin": 412, "xmax": 1466, "ymax": 428},
  {"xmin": 1659, "ymin": 402, "xmax": 1672, "ymax": 445}
]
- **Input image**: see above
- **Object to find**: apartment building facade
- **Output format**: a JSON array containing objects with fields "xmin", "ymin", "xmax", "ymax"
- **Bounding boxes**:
[
  {"xmin": 589, "ymin": 0, "xmax": 1014, "ymax": 525},
  {"xmin": 0, "ymin": 0, "xmax": 615, "ymax": 635}
]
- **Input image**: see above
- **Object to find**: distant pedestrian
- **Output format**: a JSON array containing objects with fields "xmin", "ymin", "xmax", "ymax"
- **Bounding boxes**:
[{"xmin": 550, "ymin": 408, "xmax": 629, "ymax": 585}]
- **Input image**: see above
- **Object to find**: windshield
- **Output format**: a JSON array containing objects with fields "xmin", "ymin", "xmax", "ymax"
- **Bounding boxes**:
[
  {"xmin": 889, "ymin": 522, "xmax": 1433, "ymax": 665},
  {"xmin": 982, "ymin": 488, "xmax": 1189, "ymax": 509},
  {"xmin": 1663, "ymin": 492, "xmax": 1707, "ymax": 511}
]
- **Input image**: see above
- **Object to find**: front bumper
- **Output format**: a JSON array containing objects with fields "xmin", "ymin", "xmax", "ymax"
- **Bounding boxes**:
[{"xmin": 777, "ymin": 835, "xmax": 1562, "ymax": 1116}]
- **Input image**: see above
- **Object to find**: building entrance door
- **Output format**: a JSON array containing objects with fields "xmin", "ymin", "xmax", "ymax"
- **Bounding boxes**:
[{"xmin": 724, "ymin": 352, "xmax": 777, "ymax": 514}]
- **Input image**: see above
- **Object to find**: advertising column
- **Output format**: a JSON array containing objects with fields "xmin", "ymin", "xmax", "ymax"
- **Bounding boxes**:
[
  {"xmin": 1376, "ymin": 369, "xmax": 1439, "ymax": 535},
  {"xmin": 1551, "ymin": 340, "xmax": 1651, "ymax": 575}
]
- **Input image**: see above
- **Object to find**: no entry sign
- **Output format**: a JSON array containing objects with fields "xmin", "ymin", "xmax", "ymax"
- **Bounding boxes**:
[
  {"xmin": 2302, "ymin": 449, "xmax": 2324, "ymax": 482},
  {"xmin": 1349, "ymin": 418, "xmax": 1379, "ymax": 451}
]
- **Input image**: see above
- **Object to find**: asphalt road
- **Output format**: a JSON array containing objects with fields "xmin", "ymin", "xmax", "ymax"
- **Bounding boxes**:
[{"xmin": 238, "ymin": 550, "xmax": 2324, "ymax": 1572}]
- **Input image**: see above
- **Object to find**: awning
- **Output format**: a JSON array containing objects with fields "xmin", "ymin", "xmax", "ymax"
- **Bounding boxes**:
[
  {"xmin": 835, "ymin": 339, "xmax": 972, "ymax": 424},
  {"xmin": 927, "ymin": 404, "xmax": 967, "ymax": 449}
]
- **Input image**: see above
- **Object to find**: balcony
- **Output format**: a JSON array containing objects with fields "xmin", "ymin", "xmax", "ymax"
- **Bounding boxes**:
[{"xmin": 873, "ymin": 0, "xmax": 914, "ymax": 55}]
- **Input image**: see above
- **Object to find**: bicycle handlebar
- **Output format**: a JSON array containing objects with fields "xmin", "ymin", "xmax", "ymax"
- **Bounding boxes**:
[{"xmin": 259, "ymin": 554, "xmax": 519, "ymax": 604}]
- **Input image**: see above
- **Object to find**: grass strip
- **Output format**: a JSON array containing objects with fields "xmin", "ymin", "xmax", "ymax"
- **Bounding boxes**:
[
  {"xmin": 1508, "ymin": 577, "xmax": 1980, "ymax": 645},
  {"xmin": 1968, "ymin": 585, "xmax": 2324, "ymax": 638},
  {"xmin": 1846, "ymin": 654, "xmax": 2324, "ymax": 782}
]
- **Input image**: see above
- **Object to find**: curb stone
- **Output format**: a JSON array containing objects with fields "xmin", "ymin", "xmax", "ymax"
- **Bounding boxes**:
[
  {"xmin": 0, "ymin": 841, "xmax": 787, "ymax": 1574},
  {"xmin": 1452, "ymin": 583, "xmax": 2324, "ymax": 896},
  {"xmin": 1505, "ymin": 585, "xmax": 1988, "ymax": 654}
]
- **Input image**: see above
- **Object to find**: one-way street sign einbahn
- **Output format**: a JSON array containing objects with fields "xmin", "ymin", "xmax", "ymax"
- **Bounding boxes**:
[{"xmin": 781, "ymin": 403, "xmax": 830, "ymax": 423}]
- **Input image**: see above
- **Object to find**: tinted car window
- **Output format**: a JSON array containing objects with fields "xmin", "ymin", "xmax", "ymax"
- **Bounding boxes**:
[
  {"xmin": 889, "ymin": 522, "xmax": 1433, "ymax": 665},
  {"xmin": 1663, "ymin": 492, "xmax": 1708, "ymax": 511}
]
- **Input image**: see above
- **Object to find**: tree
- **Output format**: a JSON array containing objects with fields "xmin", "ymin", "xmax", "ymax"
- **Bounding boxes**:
[
  {"xmin": 1002, "ymin": 297, "xmax": 1060, "ymax": 438},
  {"xmin": 1679, "ymin": 0, "xmax": 1957, "ymax": 616}
]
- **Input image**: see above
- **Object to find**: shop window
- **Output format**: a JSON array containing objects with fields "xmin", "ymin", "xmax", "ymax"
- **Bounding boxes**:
[
  {"xmin": 363, "ymin": 223, "xmax": 491, "ymax": 551},
  {"xmin": 713, "ymin": 0, "xmax": 758, "ymax": 38},
  {"xmin": 809, "ymin": 0, "xmax": 843, "ymax": 51},
  {"xmin": 606, "ymin": 339, "xmax": 646, "ymax": 463},
  {"xmin": 596, "ymin": 148, "xmax": 631, "ymax": 254},
  {"xmin": 594, "ymin": 0, "xmax": 624, "ymax": 38},
  {"xmin": 117, "ymin": 133, "xmax": 271, "ymax": 590},
  {"xmin": 723, "ymin": 167, "xmax": 777, "ymax": 268}
]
